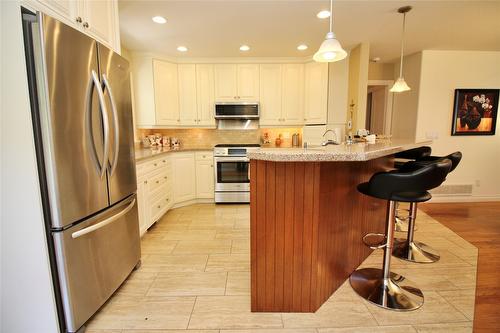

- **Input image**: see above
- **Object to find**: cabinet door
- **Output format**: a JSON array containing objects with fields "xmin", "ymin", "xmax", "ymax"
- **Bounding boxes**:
[
  {"xmin": 259, "ymin": 64, "xmax": 282, "ymax": 126},
  {"xmin": 36, "ymin": 0, "xmax": 78, "ymax": 23},
  {"xmin": 136, "ymin": 178, "xmax": 150, "ymax": 236},
  {"xmin": 177, "ymin": 64, "xmax": 198, "ymax": 126},
  {"xmin": 172, "ymin": 153, "xmax": 196, "ymax": 203},
  {"xmin": 304, "ymin": 62, "xmax": 328, "ymax": 125},
  {"xmin": 214, "ymin": 64, "xmax": 237, "ymax": 101},
  {"xmin": 153, "ymin": 60, "xmax": 180, "ymax": 125},
  {"xmin": 79, "ymin": 0, "xmax": 118, "ymax": 51},
  {"xmin": 196, "ymin": 160, "xmax": 214, "ymax": 199},
  {"xmin": 196, "ymin": 64, "xmax": 216, "ymax": 127},
  {"xmin": 282, "ymin": 64, "xmax": 305, "ymax": 125},
  {"xmin": 237, "ymin": 64, "xmax": 259, "ymax": 101}
]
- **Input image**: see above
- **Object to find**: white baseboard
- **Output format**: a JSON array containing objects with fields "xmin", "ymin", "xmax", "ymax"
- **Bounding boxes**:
[
  {"xmin": 171, "ymin": 198, "xmax": 214, "ymax": 209},
  {"xmin": 429, "ymin": 195, "xmax": 500, "ymax": 203}
]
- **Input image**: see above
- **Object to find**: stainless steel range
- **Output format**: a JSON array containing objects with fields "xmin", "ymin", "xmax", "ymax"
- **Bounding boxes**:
[{"xmin": 213, "ymin": 144, "xmax": 260, "ymax": 203}]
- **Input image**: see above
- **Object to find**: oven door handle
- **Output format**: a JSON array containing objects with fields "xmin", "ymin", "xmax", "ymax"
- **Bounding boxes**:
[{"xmin": 214, "ymin": 156, "xmax": 249, "ymax": 163}]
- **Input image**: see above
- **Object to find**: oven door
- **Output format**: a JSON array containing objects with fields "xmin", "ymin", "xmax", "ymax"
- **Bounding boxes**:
[{"xmin": 214, "ymin": 156, "xmax": 250, "ymax": 192}]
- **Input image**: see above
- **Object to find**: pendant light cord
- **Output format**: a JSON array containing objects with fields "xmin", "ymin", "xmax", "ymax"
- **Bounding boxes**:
[
  {"xmin": 398, "ymin": 12, "xmax": 406, "ymax": 78},
  {"xmin": 329, "ymin": 0, "xmax": 333, "ymax": 33}
]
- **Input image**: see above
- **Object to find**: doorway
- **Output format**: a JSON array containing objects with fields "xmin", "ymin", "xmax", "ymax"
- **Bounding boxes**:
[{"xmin": 365, "ymin": 80, "xmax": 394, "ymax": 135}]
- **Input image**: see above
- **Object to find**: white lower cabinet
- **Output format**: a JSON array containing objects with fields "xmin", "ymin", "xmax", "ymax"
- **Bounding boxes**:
[{"xmin": 136, "ymin": 151, "xmax": 215, "ymax": 236}]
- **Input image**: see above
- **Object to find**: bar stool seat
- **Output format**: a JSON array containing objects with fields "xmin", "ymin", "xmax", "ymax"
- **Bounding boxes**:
[
  {"xmin": 392, "ymin": 152, "xmax": 462, "ymax": 263},
  {"xmin": 350, "ymin": 159, "xmax": 452, "ymax": 311}
]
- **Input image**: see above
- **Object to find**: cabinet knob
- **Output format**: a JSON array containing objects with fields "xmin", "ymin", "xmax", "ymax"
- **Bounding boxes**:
[
  {"xmin": 157, "ymin": 205, "xmax": 161, "ymax": 209},
  {"xmin": 75, "ymin": 17, "xmax": 82, "ymax": 23},
  {"xmin": 177, "ymin": 119, "xmax": 180, "ymax": 122},
  {"xmin": 164, "ymin": 176, "xmax": 167, "ymax": 179},
  {"xmin": 154, "ymin": 163, "xmax": 157, "ymax": 166},
  {"xmin": 156, "ymin": 180, "xmax": 159, "ymax": 184},
  {"xmin": 144, "ymin": 180, "xmax": 148, "ymax": 184},
  {"xmin": 83, "ymin": 22, "xmax": 89, "ymax": 28},
  {"xmin": 162, "ymin": 160, "xmax": 166, "ymax": 163}
]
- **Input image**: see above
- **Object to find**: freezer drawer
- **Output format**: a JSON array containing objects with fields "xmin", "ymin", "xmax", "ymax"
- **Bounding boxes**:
[{"xmin": 53, "ymin": 195, "xmax": 140, "ymax": 333}]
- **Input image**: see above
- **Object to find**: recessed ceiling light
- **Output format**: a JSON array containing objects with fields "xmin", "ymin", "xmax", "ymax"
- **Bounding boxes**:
[
  {"xmin": 152, "ymin": 16, "xmax": 167, "ymax": 24},
  {"xmin": 297, "ymin": 44, "xmax": 308, "ymax": 51},
  {"xmin": 177, "ymin": 46, "xmax": 188, "ymax": 52},
  {"xmin": 317, "ymin": 10, "xmax": 331, "ymax": 19},
  {"xmin": 239, "ymin": 45, "xmax": 250, "ymax": 51}
]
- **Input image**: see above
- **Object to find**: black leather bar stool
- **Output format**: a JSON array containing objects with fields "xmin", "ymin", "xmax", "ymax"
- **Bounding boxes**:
[
  {"xmin": 394, "ymin": 146, "xmax": 432, "ymax": 232},
  {"xmin": 392, "ymin": 152, "xmax": 462, "ymax": 263},
  {"xmin": 350, "ymin": 159, "xmax": 452, "ymax": 311}
]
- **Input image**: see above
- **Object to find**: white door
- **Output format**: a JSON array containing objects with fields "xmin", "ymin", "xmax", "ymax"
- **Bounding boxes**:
[
  {"xmin": 177, "ymin": 64, "xmax": 198, "ymax": 126},
  {"xmin": 259, "ymin": 64, "xmax": 282, "ymax": 126},
  {"xmin": 196, "ymin": 64, "xmax": 216, "ymax": 127},
  {"xmin": 173, "ymin": 153, "xmax": 196, "ymax": 203},
  {"xmin": 282, "ymin": 64, "xmax": 305, "ymax": 125},
  {"xmin": 78, "ymin": 0, "xmax": 117, "ymax": 50},
  {"xmin": 237, "ymin": 64, "xmax": 259, "ymax": 101},
  {"xmin": 37, "ymin": 0, "xmax": 78, "ymax": 22},
  {"xmin": 153, "ymin": 60, "xmax": 179, "ymax": 125},
  {"xmin": 304, "ymin": 62, "xmax": 328, "ymax": 125},
  {"xmin": 196, "ymin": 160, "xmax": 215, "ymax": 199},
  {"xmin": 214, "ymin": 64, "xmax": 238, "ymax": 101}
]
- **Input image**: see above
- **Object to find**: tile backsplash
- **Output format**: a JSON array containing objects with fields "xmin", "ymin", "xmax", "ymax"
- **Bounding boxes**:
[{"xmin": 137, "ymin": 128, "xmax": 303, "ymax": 149}]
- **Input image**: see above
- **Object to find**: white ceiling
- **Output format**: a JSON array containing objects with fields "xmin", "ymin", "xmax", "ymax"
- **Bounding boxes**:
[{"xmin": 119, "ymin": 0, "xmax": 500, "ymax": 63}]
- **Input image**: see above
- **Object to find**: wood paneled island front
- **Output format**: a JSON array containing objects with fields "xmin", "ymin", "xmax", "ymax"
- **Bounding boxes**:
[{"xmin": 247, "ymin": 140, "xmax": 431, "ymax": 313}]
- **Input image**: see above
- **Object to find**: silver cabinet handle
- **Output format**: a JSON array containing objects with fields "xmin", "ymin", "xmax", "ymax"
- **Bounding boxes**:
[
  {"xmin": 72, "ymin": 198, "xmax": 136, "ymax": 239},
  {"xmin": 102, "ymin": 74, "xmax": 119, "ymax": 177},
  {"xmin": 76, "ymin": 17, "xmax": 82, "ymax": 23},
  {"xmin": 91, "ymin": 70, "xmax": 110, "ymax": 179},
  {"xmin": 83, "ymin": 22, "xmax": 89, "ymax": 28}
]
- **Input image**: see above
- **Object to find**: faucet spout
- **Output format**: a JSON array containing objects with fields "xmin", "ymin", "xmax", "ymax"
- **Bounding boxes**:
[{"xmin": 321, "ymin": 129, "xmax": 339, "ymax": 146}]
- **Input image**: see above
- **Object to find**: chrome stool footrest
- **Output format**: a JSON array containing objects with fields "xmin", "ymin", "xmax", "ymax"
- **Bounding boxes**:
[
  {"xmin": 362, "ymin": 233, "xmax": 387, "ymax": 249},
  {"xmin": 392, "ymin": 239, "xmax": 440, "ymax": 263},
  {"xmin": 350, "ymin": 267, "xmax": 424, "ymax": 311}
]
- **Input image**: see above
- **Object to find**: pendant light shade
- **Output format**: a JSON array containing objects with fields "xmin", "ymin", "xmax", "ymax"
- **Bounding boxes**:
[
  {"xmin": 314, "ymin": 0, "xmax": 346, "ymax": 63},
  {"xmin": 390, "ymin": 77, "xmax": 411, "ymax": 93},
  {"xmin": 391, "ymin": 6, "xmax": 412, "ymax": 93}
]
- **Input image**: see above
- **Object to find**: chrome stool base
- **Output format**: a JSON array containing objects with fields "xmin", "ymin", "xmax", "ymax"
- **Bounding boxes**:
[
  {"xmin": 350, "ymin": 268, "xmax": 424, "ymax": 311},
  {"xmin": 393, "ymin": 239, "xmax": 440, "ymax": 263}
]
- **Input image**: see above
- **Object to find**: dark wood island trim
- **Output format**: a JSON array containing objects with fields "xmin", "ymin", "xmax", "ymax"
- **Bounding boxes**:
[{"xmin": 250, "ymin": 156, "xmax": 393, "ymax": 312}]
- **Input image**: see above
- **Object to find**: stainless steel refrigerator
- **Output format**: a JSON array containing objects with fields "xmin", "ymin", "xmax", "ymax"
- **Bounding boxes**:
[{"xmin": 22, "ymin": 11, "xmax": 140, "ymax": 333}]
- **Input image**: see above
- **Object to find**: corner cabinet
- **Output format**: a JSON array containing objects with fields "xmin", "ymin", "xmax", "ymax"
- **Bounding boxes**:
[{"xmin": 32, "ymin": 0, "xmax": 120, "ymax": 53}]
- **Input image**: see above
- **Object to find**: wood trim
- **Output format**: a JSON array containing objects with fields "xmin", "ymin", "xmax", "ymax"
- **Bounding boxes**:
[{"xmin": 250, "ymin": 157, "xmax": 392, "ymax": 312}]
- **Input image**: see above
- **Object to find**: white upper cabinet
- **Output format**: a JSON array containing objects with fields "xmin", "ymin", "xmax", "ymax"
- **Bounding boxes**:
[
  {"xmin": 282, "ymin": 64, "xmax": 305, "ymax": 125},
  {"xmin": 214, "ymin": 64, "xmax": 259, "ymax": 101},
  {"xmin": 153, "ymin": 60, "xmax": 180, "ymax": 125},
  {"xmin": 259, "ymin": 63, "xmax": 304, "ymax": 126},
  {"xmin": 196, "ymin": 64, "xmax": 216, "ymax": 127},
  {"xmin": 237, "ymin": 64, "xmax": 259, "ymax": 101},
  {"xmin": 35, "ymin": 0, "xmax": 120, "ymax": 53},
  {"xmin": 214, "ymin": 64, "xmax": 238, "ymax": 101},
  {"xmin": 177, "ymin": 64, "xmax": 198, "ymax": 126},
  {"xmin": 259, "ymin": 64, "xmax": 283, "ymax": 126},
  {"xmin": 304, "ymin": 62, "xmax": 329, "ymax": 125}
]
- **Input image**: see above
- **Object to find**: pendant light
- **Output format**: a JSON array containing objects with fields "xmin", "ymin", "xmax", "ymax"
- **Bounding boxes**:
[
  {"xmin": 313, "ymin": 0, "xmax": 347, "ymax": 62},
  {"xmin": 390, "ymin": 6, "xmax": 412, "ymax": 93}
]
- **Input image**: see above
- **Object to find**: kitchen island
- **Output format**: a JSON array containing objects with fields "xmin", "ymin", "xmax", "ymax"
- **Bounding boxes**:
[{"xmin": 247, "ymin": 139, "xmax": 431, "ymax": 313}]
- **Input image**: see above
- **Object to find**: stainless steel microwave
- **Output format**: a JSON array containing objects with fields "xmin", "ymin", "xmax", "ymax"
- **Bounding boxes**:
[{"xmin": 214, "ymin": 102, "xmax": 259, "ymax": 119}]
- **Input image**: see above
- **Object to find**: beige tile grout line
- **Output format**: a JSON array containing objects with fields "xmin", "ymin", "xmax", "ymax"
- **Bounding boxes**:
[
  {"xmin": 436, "ymin": 288, "xmax": 475, "ymax": 322},
  {"xmin": 224, "ymin": 271, "xmax": 229, "ymax": 295},
  {"xmin": 186, "ymin": 295, "xmax": 198, "ymax": 330}
]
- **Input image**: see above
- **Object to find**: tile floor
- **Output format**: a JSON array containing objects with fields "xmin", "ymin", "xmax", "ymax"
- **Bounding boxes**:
[{"xmin": 86, "ymin": 203, "xmax": 477, "ymax": 333}]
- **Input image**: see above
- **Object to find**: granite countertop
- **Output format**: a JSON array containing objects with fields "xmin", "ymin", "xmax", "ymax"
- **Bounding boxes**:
[
  {"xmin": 135, "ymin": 146, "xmax": 214, "ymax": 162},
  {"xmin": 247, "ymin": 139, "xmax": 432, "ymax": 162}
]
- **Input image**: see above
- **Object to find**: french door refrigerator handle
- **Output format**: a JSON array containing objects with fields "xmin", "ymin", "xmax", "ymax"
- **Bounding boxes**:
[
  {"xmin": 90, "ymin": 70, "xmax": 110, "ymax": 179},
  {"xmin": 102, "ymin": 74, "xmax": 119, "ymax": 176},
  {"xmin": 71, "ymin": 198, "xmax": 136, "ymax": 239}
]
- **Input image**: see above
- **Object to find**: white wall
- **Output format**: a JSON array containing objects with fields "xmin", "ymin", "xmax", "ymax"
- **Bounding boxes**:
[
  {"xmin": 391, "ymin": 52, "xmax": 422, "ymax": 140},
  {"xmin": 1, "ymin": 1, "xmax": 60, "ymax": 332},
  {"xmin": 415, "ymin": 50, "xmax": 500, "ymax": 200}
]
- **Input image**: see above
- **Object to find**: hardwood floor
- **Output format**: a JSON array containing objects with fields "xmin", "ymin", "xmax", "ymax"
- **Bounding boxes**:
[{"xmin": 420, "ymin": 202, "xmax": 500, "ymax": 333}]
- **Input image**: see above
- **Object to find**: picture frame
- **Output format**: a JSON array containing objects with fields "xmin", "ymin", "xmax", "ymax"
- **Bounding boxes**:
[{"xmin": 451, "ymin": 88, "xmax": 499, "ymax": 136}]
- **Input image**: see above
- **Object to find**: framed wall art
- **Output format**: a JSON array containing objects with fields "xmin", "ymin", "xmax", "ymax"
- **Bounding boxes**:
[{"xmin": 452, "ymin": 89, "xmax": 499, "ymax": 136}]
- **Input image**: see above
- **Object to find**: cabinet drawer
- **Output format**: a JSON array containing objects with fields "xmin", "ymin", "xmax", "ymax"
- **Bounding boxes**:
[
  {"xmin": 148, "ymin": 171, "xmax": 170, "ymax": 193},
  {"xmin": 195, "ymin": 151, "xmax": 213, "ymax": 161},
  {"xmin": 136, "ymin": 155, "xmax": 170, "ymax": 177},
  {"xmin": 150, "ymin": 192, "xmax": 172, "ymax": 221}
]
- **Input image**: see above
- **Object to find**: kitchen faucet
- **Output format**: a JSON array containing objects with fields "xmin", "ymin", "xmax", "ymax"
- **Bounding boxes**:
[{"xmin": 321, "ymin": 129, "xmax": 339, "ymax": 146}]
